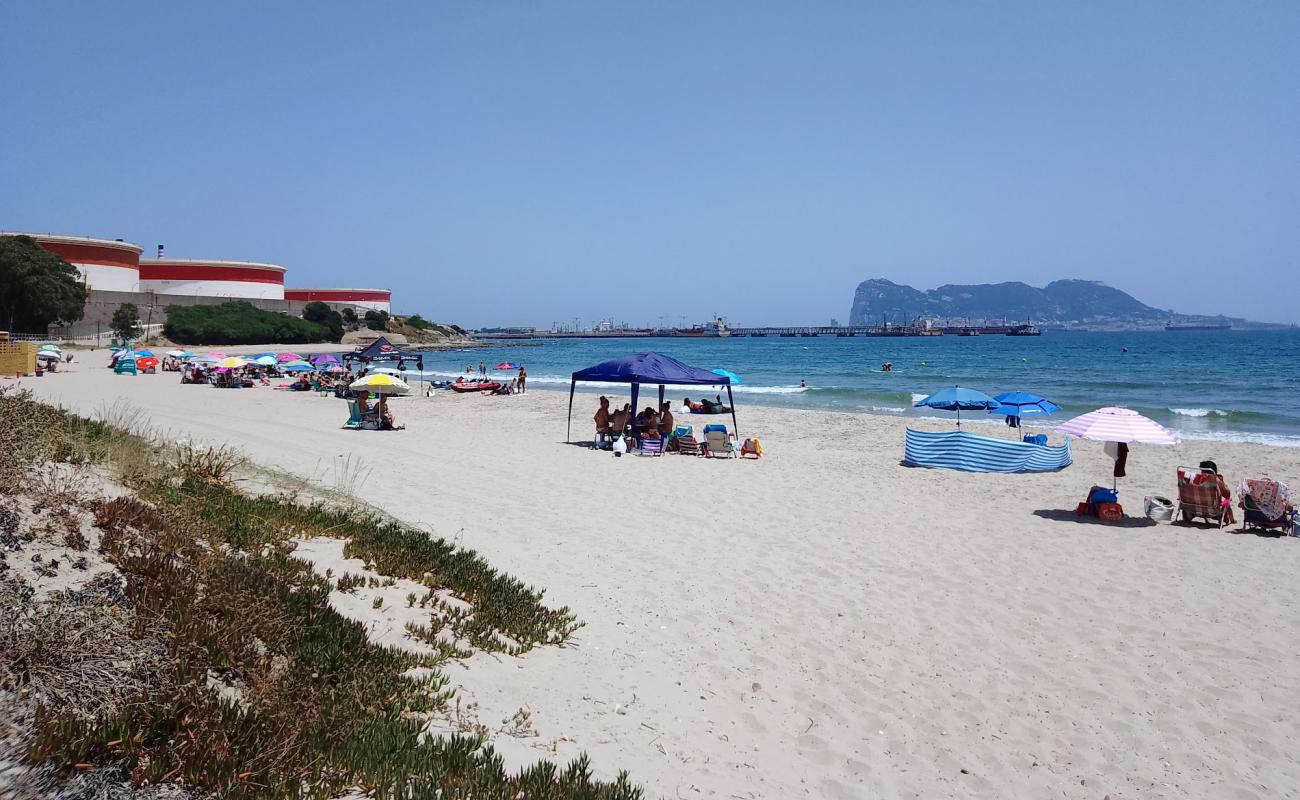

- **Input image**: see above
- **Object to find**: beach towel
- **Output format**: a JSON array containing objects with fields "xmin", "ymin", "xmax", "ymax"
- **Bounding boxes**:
[{"xmin": 1238, "ymin": 479, "xmax": 1288, "ymax": 521}]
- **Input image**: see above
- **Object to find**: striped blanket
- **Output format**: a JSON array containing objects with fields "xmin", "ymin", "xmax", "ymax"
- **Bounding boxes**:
[{"xmin": 904, "ymin": 428, "xmax": 1073, "ymax": 473}]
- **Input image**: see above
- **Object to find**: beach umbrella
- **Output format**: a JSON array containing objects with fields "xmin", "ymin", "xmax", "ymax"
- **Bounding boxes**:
[
  {"xmin": 251, "ymin": 355, "xmax": 277, "ymax": 367},
  {"xmin": 1056, "ymin": 407, "xmax": 1178, "ymax": 490},
  {"xmin": 136, "ymin": 356, "xmax": 160, "ymax": 370},
  {"xmin": 369, "ymin": 366, "xmax": 405, "ymax": 376},
  {"xmin": 312, "ymin": 353, "xmax": 340, "ymax": 364},
  {"xmin": 282, "ymin": 362, "xmax": 314, "ymax": 373},
  {"xmin": 204, "ymin": 352, "xmax": 227, "ymax": 358},
  {"xmin": 39, "ymin": 344, "xmax": 60, "ymax": 353},
  {"xmin": 277, "ymin": 352, "xmax": 303, "ymax": 362},
  {"xmin": 990, "ymin": 391, "xmax": 1060, "ymax": 430},
  {"xmin": 349, "ymin": 373, "xmax": 410, "ymax": 395},
  {"xmin": 166, "ymin": 349, "xmax": 187, "ymax": 357},
  {"xmin": 711, "ymin": 368, "xmax": 744, "ymax": 385},
  {"xmin": 914, "ymin": 386, "xmax": 999, "ymax": 427},
  {"xmin": 215, "ymin": 357, "xmax": 248, "ymax": 369},
  {"xmin": 324, "ymin": 364, "xmax": 347, "ymax": 374},
  {"xmin": 251, "ymin": 352, "xmax": 275, "ymax": 359},
  {"xmin": 134, "ymin": 350, "xmax": 155, "ymax": 358},
  {"xmin": 1055, "ymin": 407, "xmax": 1178, "ymax": 445},
  {"xmin": 495, "ymin": 362, "xmax": 520, "ymax": 370},
  {"xmin": 36, "ymin": 351, "xmax": 61, "ymax": 361},
  {"xmin": 281, "ymin": 359, "xmax": 313, "ymax": 369},
  {"xmin": 191, "ymin": 354, "xmax": 219, "ymax": 364}
]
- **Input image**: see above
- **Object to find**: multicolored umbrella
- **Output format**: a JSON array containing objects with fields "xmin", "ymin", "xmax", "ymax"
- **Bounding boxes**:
[
  {"xmin": 251, "ymin": 355, "xmax": 278, "ymax": 366},
  {"xmin": 349, "ymin": 373, "xmax": 410, "ymax": 395},
  {"xmin": 1055, "ymin": 407, "xmax": 1179, "ymax": 445},
  {"xmin": 277, "ymin": 353, "xmax": 303, "ymax": 363},
  {"xmin": 215, "ymin": 357, "xmax": 248, "ymax": 369}
]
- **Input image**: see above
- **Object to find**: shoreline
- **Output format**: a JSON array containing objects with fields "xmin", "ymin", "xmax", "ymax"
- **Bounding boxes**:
[{"xmin": 11, "ymin": 366, "xmax": 1300, "ymax": 798}]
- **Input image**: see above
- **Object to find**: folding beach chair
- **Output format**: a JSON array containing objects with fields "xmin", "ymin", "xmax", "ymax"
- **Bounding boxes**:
[
  {"xmin": 675, "ymin": 431, "xmax": 702, "ymax": 456},
  {"xmin": 1237, "ymin": 478, "xmax": 1293, "ymax": 534},
  {"xmin": 638, "ymin": 436, "xmax": 664, "ymax": 457},
  {"xmin": 1173, "ymin": 466, "xmax": 1227, "ymax": 527},
  {"xmin": 703, "ymin": 424, "xmax": 739, "ymax": 458}
]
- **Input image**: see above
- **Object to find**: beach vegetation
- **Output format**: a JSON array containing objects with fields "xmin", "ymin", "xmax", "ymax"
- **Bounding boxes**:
[
  {"xmin": 163, "ymin": 301, "xmax": 338, "ymax": 345},
  {"xmin": 301, "ymin": 300, "xmax": 345, "ymax": 340},
  {"xmin": 340, "ymin": 306, "xmax": 358, "ymax": 327},
  {"xmin": 364, "ymin": 308, "xmax": 390, "ymax": 330},
  {"xmin": 0, "ymin": 386, "xmax": 638, "ymax": 799},
  {"xmin": 109, "ymin": 302, "xmax": 143, "ymax": 342},
  {"xmin": 0, "ymin": 234, "xmax": 87, "ymax": 333}
]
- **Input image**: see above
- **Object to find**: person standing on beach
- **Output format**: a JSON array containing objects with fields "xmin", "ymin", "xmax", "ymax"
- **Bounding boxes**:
[
  {"xmin": 479, "ymin": 361, "xmax": 486, "ymax": 377},
  {"xmin": 517, "ymin": 365, "xmax": 527, "ymax": 393}
]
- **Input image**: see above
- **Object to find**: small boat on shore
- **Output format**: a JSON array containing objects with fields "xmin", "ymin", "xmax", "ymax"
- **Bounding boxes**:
[{"xmin": 451, "ymin": 381, "xmax": 501, "ymax": 393}]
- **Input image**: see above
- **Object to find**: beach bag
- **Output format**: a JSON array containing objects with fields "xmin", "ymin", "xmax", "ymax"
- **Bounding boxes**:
[
  {"xmin": 1097, "ymin": 502, "xmax": 1125, "ymax": 522},
  {"xmin": 740, "ymin": 438, "xmax": 763, "ymax": 458},
  {"xmin": 1144, "ymin": 495, "xmax": 1174, "ymax": 521}
]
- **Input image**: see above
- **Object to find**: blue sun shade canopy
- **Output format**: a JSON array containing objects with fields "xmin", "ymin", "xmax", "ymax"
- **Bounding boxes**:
[{"xmin": 572, "ymin": 352, "xmax": 729, "ymax": 385}]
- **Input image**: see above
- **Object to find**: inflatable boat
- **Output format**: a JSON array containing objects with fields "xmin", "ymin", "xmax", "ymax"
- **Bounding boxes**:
[{"xmin": 451, "ymin": 381, "xmax": 501, "ymax": 393}]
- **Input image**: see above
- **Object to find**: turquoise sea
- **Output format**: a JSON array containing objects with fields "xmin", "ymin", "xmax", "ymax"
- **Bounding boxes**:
[{"xmin": 398, "ymin": 330, "xmax": 1300, "ymax": 446}]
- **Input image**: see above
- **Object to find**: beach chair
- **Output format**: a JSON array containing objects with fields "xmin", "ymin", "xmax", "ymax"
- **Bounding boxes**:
[
  {"xmin": 1173, "ymin": 466, "xmax": 1227, "ymax": 527},
  {"xmin": 675, "ymin": 430, "xmax": 702, "ymax": 456},
  {"xmin": 1237, "ymin": 478, "xmax": 1293, "ymax": 534},
  {"xmin": 342, "ymin": 399, "xmax": 380, "ymax": 430},
  {"xmin": 703, "ymin": 424, "xmax": 739, "ymax": 458},
  {"xmin": 114, "ymin": 359, "xmax": 136, "ymax": 376},
  {"xmin": 638, "ymin": 436, "xmax": 664, "ymax": 457}
]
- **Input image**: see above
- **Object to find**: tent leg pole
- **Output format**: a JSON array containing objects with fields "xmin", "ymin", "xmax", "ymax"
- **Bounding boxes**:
[
  {"xmin": 567, "ymin": 380, "xmax": 575, "ymax": 442},
  {"xmin": 728, "ymin": 384, "xmax": 737, "ymax": 435}
]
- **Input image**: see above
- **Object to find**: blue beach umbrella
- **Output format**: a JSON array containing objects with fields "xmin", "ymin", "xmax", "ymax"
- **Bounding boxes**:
[
  {"xmin": 282, "ymin": 362, "xmax": 314, "ymax": 373},
  {"xmin": 990, "ymin": 391, "xmax": 1060, "ymax": 418},
  {"xmin": 914, "ymin": 386, "xmax": 999, "ymax": 427},
  {"xmin": 711, "ymin": 368, "xmax": 744, "ymax": 385},
  {"xmin": 133, "ymin": 350, "xmax": 154, "ymax": 358}
]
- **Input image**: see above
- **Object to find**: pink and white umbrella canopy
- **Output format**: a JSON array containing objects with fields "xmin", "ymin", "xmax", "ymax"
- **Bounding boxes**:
[{"xmin": 1055, "ymin": 407, "xmax": 1179, "ymax": 445}]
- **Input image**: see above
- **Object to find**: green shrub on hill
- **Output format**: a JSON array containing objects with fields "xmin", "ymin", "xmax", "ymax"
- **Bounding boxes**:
[{"xmin": 164, "ymin": 301, "xmax": 336, "ymax": 345}]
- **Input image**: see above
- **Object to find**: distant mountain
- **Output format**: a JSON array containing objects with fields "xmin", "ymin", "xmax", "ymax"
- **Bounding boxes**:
[{"xmin": 848, "ymin": 279, "xmax": 1287, "ymax": 330}]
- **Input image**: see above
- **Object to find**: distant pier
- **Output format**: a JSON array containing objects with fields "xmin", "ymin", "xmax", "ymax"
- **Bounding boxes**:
[{"xmin": 475, "ymin": 323, "xmax": 1041, "ymax": 340}]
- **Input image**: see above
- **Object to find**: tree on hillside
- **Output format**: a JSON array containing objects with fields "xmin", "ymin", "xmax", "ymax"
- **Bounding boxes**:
[
  {"xmin": 110, "ymin": 303, "xmax": 142, "ymax": 342},
  {"xmin": 363, "ymin": 309, "xmax": 390, "ymax": 331},
  {"xmin": 0, "ymin": 235, "xmax": 87, "ymax": 333},
  {"xmin": 302, "ymin": 301, "xmax": 344, "ymax": 341},
  {"xmin": 340, "ymin": 307, "xmax": 358, "ymax": 327}
]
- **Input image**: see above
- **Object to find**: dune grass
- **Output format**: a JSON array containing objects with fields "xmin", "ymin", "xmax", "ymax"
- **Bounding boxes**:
[{"xmin": 0, "ymin": 387, "xmax": 639, "ymax": 799}]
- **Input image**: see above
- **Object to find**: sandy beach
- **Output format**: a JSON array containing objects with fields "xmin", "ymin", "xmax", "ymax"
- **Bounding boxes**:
[{"xmin": 13, "ymin": 364, "xmax": 1300, "ymax": 800}]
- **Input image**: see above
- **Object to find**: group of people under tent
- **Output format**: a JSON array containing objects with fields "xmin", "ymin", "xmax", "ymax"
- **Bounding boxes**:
[{"xmin": 591, "ymin": 396, "xmax": 678, "ymax": 451}]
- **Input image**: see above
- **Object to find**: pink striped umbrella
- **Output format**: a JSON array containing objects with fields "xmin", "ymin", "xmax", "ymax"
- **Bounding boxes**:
[{"xmin": 1055, "ymin": 407, "xmax": 1179, "ymax": 445}]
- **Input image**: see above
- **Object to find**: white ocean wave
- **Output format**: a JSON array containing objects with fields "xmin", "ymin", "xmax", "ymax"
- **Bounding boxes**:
[
  {"xmin": 910, "ymin": 393, "xmax": 929, "ymax": 404},
  {"xmin": 731, "ymin": 385, "xmax": 807, "ymax": 395},
  {"xmin": 1170, "ymin": 407, "xmax": 1229, "ymax": 418},
  {"xmin": 1173, "ymin": 429, "xmax": 1300, "ymax": 448}
]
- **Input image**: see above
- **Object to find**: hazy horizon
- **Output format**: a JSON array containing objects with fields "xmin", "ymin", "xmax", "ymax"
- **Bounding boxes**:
[{"xmin": 2, "ymin": 2, "xmax": 1296, "ymax": 327}]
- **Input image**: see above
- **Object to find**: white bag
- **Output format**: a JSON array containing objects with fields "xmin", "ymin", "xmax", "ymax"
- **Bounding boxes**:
[{"xmin": 1144, "ymin": 495, "xmax": 1174, "ymax": 521}]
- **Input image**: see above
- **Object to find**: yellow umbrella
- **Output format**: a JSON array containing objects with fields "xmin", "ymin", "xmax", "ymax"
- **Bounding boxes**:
[
  {"xmin": 349, "ymin": 373, "xmax": 410, "ymax": 395},
  {"xmin": 215, "ymin": 357, "xmax": 248, "ymax": 368}
]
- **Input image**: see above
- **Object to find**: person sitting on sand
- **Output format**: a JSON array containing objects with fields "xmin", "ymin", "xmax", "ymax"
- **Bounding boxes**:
[
  {"xmin": 378, "ymin": 397, "xmax": 398, "ymax": 430},
  {"xmin": 641, "ymin": 406, "xmax": 660, "ymax": 438},
  {"xmin": 594, "ymin": 396, "xmax": 612, "ymax": 449},
  {"xmin": 1193, "ymin": 459, "xmax": 1236, "ymax": 525}
]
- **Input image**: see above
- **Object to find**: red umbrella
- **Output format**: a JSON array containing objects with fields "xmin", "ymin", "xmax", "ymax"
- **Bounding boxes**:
[
  {"xmin": 495, "ymin": 362, "xmax": 520, "ymax": 370},
  {"xmin": 136, "ymin": 357, "xmax": 160, "ymax": 370}
]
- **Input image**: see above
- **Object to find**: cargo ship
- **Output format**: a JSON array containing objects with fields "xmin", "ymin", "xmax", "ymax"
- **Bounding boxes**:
[{"xmin": 675, "ymin": 318, "xmax": 730, "ymax": 337}]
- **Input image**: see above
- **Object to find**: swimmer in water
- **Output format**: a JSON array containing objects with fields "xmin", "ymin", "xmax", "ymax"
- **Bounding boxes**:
[{"xmin": 800, "ymin": 379, "xmax": 806, "ymax": 388}]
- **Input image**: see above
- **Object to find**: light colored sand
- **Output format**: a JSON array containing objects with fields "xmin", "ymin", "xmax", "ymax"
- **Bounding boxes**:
[{"xmin": 12, "ymin": 365, "xmax": 1300, "ymax": 800}]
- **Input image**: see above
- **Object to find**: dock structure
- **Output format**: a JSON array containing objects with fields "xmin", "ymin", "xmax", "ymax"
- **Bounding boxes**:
[{"xmin": 475, "ymin": 323, "xmax": 1040, "ymax": 339}]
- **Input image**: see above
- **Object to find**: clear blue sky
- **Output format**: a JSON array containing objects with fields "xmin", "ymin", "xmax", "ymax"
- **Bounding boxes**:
[{"xmin": 2, "ymin": 2, "xmax": 1296, "ymax": 326}]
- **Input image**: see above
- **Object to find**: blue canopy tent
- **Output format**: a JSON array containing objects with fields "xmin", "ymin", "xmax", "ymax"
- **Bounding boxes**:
[{"xmin": 567, "ymin": 353, "xmax": 736, "ymax": 442}]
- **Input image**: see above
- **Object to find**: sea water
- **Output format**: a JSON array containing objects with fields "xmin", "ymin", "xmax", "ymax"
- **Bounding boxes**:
[{"xmin": 388, "ymin": 329, "xmax": 1300, "ymax": 447}]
